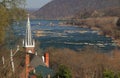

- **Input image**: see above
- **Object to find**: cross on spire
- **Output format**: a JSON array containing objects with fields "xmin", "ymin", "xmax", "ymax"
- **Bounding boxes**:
[{"xmin": 27, "ymin": 14, "xmax": 30, "ymax": 17}]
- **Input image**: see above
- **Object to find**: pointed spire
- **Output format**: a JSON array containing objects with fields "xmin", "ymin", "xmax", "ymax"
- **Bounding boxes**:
[
  {"xmin": 23, "ymin": 14, "xmax": 35, "ymax": 48},
  {"xmin": 26, "ymin": 14, "xmax": 32, "ymax": 45}
]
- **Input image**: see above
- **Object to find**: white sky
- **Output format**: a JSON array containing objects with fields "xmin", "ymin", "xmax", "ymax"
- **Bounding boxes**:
[{"xmin": 26, "ymin": 0, "xmax": 52, "ymax": 9}]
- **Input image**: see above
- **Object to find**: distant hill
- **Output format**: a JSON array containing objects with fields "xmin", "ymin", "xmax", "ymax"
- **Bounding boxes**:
[
  {"xmin": 33, "ymin": 0, "xmax": 120, "ymax": 19},
  {"xmin": 27, "ymin": 8, "xmax": 39, "ymax": 19}
]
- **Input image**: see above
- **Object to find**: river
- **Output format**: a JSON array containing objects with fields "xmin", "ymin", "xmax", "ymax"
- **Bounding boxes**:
[{"xmin": 13, "ymin": 19, "xmax": 117, "ymax": 52}]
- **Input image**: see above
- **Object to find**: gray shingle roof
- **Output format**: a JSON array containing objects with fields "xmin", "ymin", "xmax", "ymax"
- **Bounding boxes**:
[
  {"xmin": 30, "ymin": 55, "xmax": 45, "ymax": 68},
  {"xmin": 35, "ymin": 65, "xmax": 54, "ymax": 78}
]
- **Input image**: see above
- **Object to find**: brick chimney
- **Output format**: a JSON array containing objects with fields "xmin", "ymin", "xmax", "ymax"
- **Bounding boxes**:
[{"xmin": 44, "ymin": 53, "xmax": 49, "ymax": 67}]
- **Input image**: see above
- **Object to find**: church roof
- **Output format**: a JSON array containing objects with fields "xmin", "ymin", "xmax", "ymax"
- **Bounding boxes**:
[
  {"xmin": 35, "ymin": 65, "xmax": 54, "ymax": 78},
  {"xmin": 29, "ymin": 55, "xmax": 54, "ymax": 77},
  {"xmin": 30, "ymin": 55, "xmax": 45, "ymax": 68}
]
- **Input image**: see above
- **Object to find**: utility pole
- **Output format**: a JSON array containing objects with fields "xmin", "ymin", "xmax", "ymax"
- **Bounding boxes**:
[
  {"xmin": 10, "ymin": 49, "xmax": 15, "ymax": 72},
  {"xmin": 10, "ymin": 45, "xmax": 20, "ymax": 73},
  {"xmin": 2, "ymin": 56, "xmax": 5, "ymax": 65}
]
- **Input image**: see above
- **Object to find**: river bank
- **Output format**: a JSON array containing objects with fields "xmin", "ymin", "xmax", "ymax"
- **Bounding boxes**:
[{"xmin": 67, "ymin": 16, "xmax": 120, "ymax": 47}]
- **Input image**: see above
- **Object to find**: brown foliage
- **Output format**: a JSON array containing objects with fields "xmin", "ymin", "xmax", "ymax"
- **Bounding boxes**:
[
  {"xmin": 0, "ymin": 48, "xmax": 25, "ymax": 78},
  {"xmin": 47, "ymin": 47, "xmax": 120, "ymax": 78},
  {"xmin": 69, "ymin": 16, "xmax": 120, "ymax": 40}
]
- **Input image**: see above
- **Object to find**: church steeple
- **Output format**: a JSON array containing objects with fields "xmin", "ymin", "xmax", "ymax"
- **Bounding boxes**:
[
  {"xmin": 25, "ymin": 14, "xmax": 33, "ymax": 46},
  {"xmin": 23, "ymin": 14, "xmax": 35, "ymax": 78},
  {"xmin": 23, "ymin": 14, "xmax": 35, "ymax": 54}
]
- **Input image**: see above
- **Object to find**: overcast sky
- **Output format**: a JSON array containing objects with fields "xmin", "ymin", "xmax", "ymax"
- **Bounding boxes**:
[{"xmin": 26, "ymin": 0, "xmax": 52, "ymax": 9}]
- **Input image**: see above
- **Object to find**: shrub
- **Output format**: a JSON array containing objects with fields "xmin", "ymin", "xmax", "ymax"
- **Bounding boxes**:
[{"xmin": 54, "ymin": 65, "xmax": 72, "ymax": 78}]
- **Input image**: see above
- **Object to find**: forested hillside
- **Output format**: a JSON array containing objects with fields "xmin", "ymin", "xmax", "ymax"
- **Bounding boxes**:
[{"xmin": 33, "ymin": 0, "xmax": 120, "ymax": 19}]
